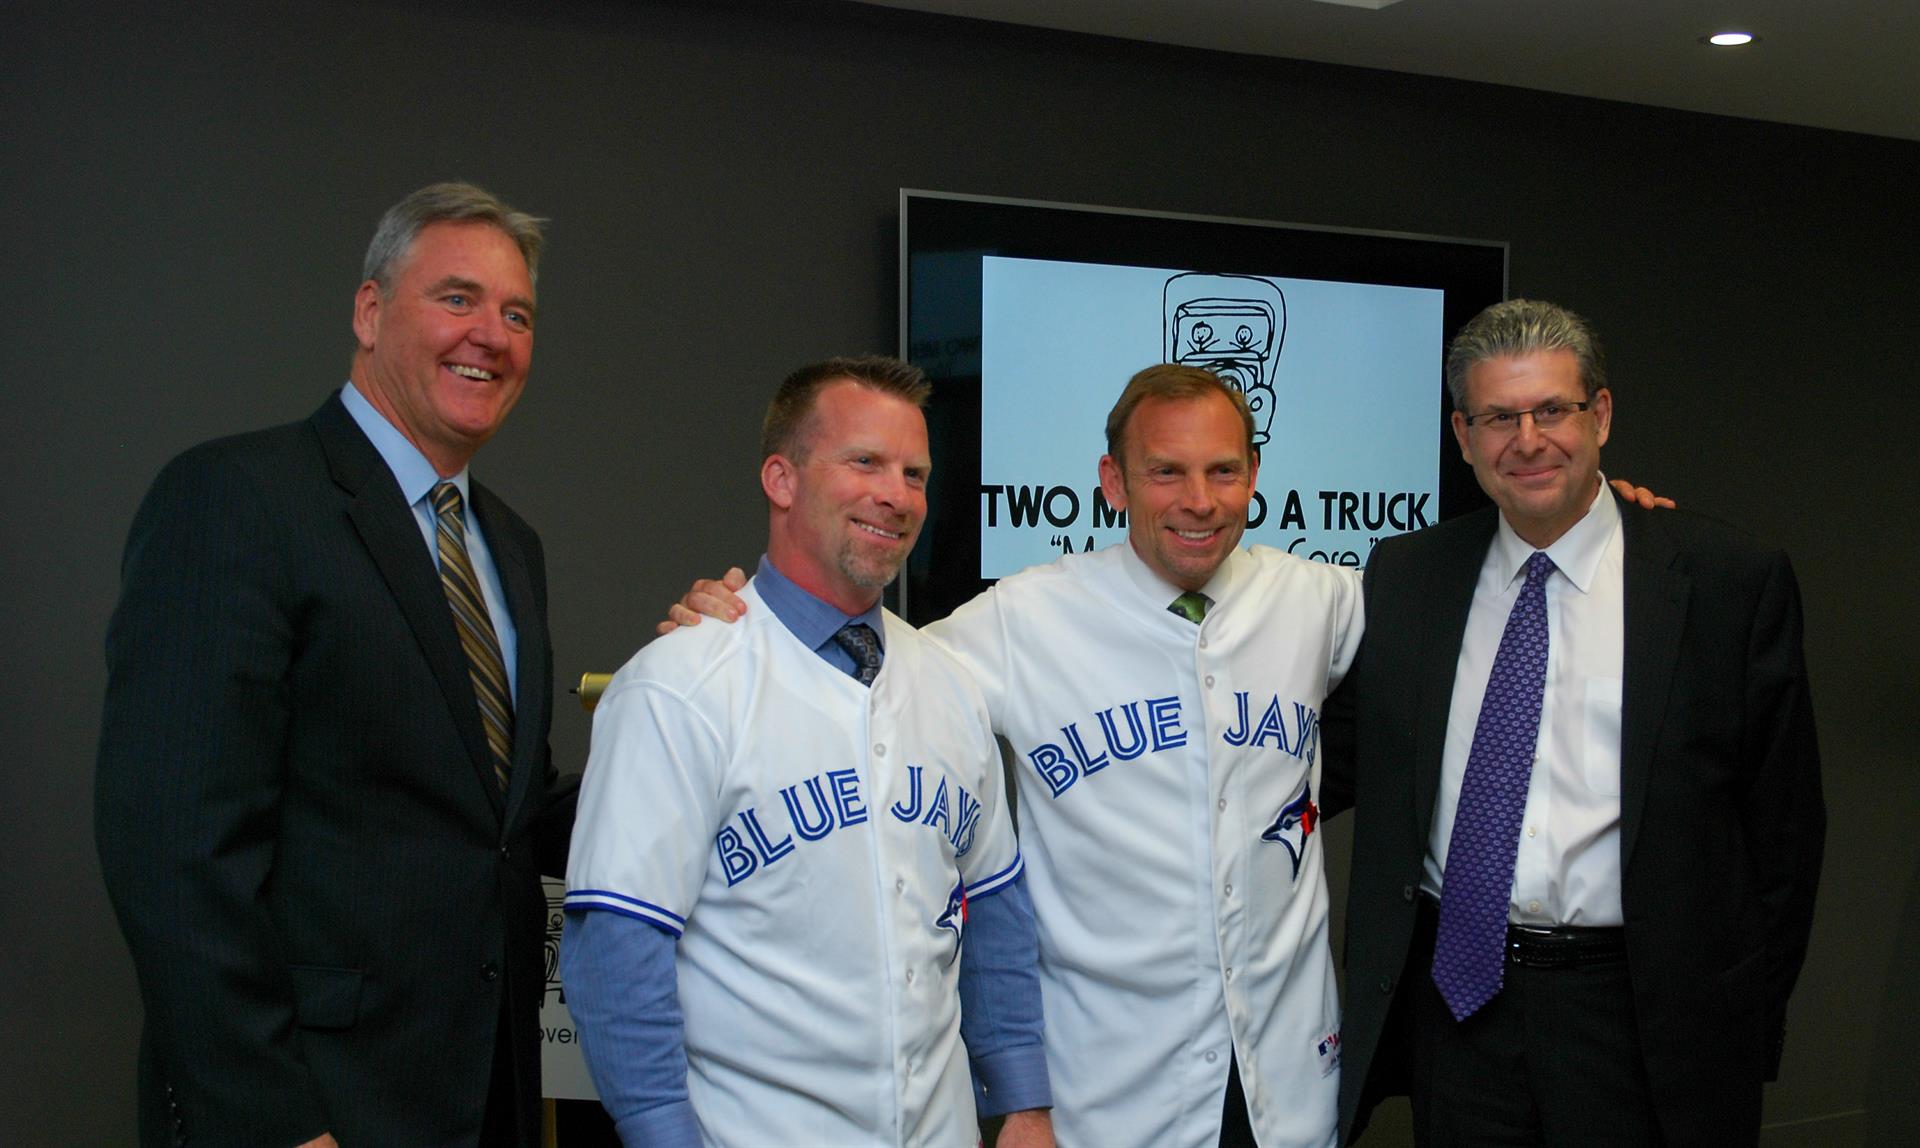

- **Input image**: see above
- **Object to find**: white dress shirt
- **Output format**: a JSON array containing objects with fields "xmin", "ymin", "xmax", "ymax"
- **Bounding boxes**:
[{"xmin": 1422, "ymin": 480, "xmax": 1626, "ymax": 927}]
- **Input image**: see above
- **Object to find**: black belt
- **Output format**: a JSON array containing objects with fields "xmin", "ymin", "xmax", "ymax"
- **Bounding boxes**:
[{"xmin": 1504, "ymin": 923, "xmax": 1627, "ymax": 969}]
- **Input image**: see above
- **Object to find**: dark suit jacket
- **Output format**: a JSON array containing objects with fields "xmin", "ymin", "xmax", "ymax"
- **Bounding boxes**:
[
  {"xmin": 97, "ymin": 393, "xmax": 578, "ymax": 1147},
  {"xmin": 1325, "ymin": 495, "xmax": 1824, "ymax": 1145}
]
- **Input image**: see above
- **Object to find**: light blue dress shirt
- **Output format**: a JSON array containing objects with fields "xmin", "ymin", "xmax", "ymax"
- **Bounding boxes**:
[
  {"xmin": 340, "ymin": 382, "xmax": 518, "ymax": 700},
  {"xmin": 749, "ymin": 552, "xmax": 888, "ymax": 675}
]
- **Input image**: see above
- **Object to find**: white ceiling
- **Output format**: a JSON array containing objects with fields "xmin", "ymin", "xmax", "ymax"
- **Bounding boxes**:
[{"xmin": 854, "ymin": 0, "xmax": 1920, "ymax": 142}]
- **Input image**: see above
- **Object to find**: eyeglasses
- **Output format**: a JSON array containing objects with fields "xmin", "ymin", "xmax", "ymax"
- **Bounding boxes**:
[{"xmin": 1461, "ymin": 400, "xmax": 1596, "ymax": 433}]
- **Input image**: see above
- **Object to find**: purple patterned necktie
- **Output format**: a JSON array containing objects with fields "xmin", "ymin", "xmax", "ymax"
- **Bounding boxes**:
[{"xmin": 1431, "ymin": 549, "xmax": 1556, "ymax": 1020}]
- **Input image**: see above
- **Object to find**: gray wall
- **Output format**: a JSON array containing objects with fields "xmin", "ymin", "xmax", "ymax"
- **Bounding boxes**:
[{"xmin": 5, "ymin": 1, "xmax": 1914, "ymax": 1142}]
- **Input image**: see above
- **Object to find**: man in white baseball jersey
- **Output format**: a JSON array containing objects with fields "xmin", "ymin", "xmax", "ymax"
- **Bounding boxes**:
[
  {"xmin": 562, "ymin": 357, "xmax": 1054, "ymax": 1147},
  {"xmin": 670, "ymin": 366, "xmax": 1363, "ymax": 1147}
]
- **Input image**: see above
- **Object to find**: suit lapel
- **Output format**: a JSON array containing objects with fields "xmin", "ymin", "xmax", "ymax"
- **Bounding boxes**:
[
  {"xmin": 312, "ymin": 396, "xmax": 504, "ymax": 820},
  {"xmin": 1411, "ymin": 509, "xmax": 1499, "ymax": 842},
  {"xmin": 1616, "ymin": 498, "xmax": 1688, "ymax": 872},
  {"xmin": 472, "ymin": 482, "xmax": 546, "ymax": 830}
]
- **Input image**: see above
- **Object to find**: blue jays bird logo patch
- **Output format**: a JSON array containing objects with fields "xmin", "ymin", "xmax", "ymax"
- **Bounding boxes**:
[
  {"xmin": 1261, "ymin": 778, "xmax": 1318, "ymax": 879},
  {"xmin": 936, "ymin": 877, "xmax": 967, "ymax": 964}
]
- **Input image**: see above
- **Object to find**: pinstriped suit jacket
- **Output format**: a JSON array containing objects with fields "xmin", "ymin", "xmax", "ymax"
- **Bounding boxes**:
[{"xmin": 97, "ymin": 392, "xmax": 577, "ymax": 1147}]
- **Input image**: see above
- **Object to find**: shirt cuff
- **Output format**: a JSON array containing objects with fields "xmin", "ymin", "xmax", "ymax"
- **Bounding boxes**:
[
  {"xmin": 615, "ymin": 1098, "xmax": 701, "ymax": 1148},
  {"xmin": 971, "ymin": 1042, "xmax": 1052, "ymax": 1117}
]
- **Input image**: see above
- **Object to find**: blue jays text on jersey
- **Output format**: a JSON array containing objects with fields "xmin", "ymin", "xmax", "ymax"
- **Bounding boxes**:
[
  {"xmin": 717, "ymin": 764, "xmax": 986, "ymax": 886},
  {"xmin": 1022, "ymin": 689, "xmax": 1322, "ymax": 800}
]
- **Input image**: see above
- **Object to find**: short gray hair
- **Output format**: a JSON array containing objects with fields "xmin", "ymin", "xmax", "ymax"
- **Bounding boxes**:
[
  {"xmin": 1445, "ymin": 299, "xmax": 1606, "ymax": 408},
  {"xmin": 361, "ymin": 182, "xmax": 546, "ymax": 292}
]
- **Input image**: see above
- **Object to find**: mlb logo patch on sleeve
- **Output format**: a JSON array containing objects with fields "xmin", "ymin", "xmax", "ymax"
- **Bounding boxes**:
[{"xmin": 1316, "ymin": 1029, "xmax": 1341, "ymax": 1078}]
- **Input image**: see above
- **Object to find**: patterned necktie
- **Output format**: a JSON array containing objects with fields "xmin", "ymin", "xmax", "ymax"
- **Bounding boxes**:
[
  {"xmin": 1168, "ymin": 591, "xmax": 1211, "ymax": 624},
  {"xmin": 1431, "ymin": 550, "xmax": 1555, "ymax": 1020},
  {"xmin": 432, "ymin": 483, "xmax": 514, "ymax": 793},
  {"xmin": 832, "ymin": 622, "xmax": 884, "ymax": 686}
]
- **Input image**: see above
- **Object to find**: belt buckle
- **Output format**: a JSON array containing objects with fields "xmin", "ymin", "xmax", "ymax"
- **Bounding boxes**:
[{"xmin": 1506, "ymin": 925, "xmax": 1562, "ymax": 968}]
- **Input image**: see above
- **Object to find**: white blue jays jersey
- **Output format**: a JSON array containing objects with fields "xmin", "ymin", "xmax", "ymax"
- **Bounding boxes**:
[
  {"xmin": 930, "ymin": 543, "xmax": 1363, "ymax": 1148},
  {"xmin": 567, "ymin": 580, "xmax": 1023, "ymax": 1147}
]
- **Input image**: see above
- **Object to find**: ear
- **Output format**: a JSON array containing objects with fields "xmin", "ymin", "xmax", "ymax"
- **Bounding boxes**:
[
  {"xmin": 761, "ymin": 454, "xmax": 797, "ymax": 510},
  {"xmin": 1098, "ymin": 454, "xmax": 1129, "ymax": 512},
  {"xmin": 1450, "ymin": 410, "xmax": 1475, "ymax": 466},
  {"xmin": 1591, "ymin": 388, "xmax": 1613, "ymax": 449},
  {"xmin": 1246, "ymin": 448, "xmax": 1260, "ymax": 498},
  {"xmin": 352, "ymin": 280, "xmax": 382, "ymax": 352}
]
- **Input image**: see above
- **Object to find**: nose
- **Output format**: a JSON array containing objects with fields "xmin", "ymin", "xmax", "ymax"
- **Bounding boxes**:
[
  {"xmin": 1177, "ymin": 472, "xmax": 1214, "ymax": 513},
  {"xmin": 1511, "ymin": 412, "xmax": 1546, "ymax": 451},
  {"xmin": 467, "ymin": 308, "xmax": 509, "ymax": 350},
  {"xmin": 873, "ymin": 466, "xmax": 917, "ymax": 512}
]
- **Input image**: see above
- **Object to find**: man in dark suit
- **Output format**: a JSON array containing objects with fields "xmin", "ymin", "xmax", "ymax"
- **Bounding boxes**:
[
  {"xmin": 1328, "ymin": 299, "xmax": 1823, "ymax": 1145},
  {"xmin": 96, "ymin": 182, "xmax": 577, "ymax": 1147}
]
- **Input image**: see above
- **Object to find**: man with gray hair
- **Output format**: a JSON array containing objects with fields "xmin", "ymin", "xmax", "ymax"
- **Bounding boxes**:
[
  {"xmin": 1329, "ymin": 299, "xmax": 1824, "ymax": 1145},
  {"xmin": 98, "ymin": 181, "xmax": 576, "ymax": 1147}
]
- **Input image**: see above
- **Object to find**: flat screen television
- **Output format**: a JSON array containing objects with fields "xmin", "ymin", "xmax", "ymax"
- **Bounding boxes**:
[{"xmin": 898, "ymin": 190, "xmax": 1506, "ymax": 623}]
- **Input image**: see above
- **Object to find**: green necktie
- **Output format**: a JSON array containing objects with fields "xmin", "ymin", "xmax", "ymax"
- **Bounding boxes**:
[
  {"xmin": 432, "ymin": 483, "xmax": 514, "ymax": 792},
  {"xmin": 1168, "ymin": 591, "xmax": 1211, "ymax": 624}
]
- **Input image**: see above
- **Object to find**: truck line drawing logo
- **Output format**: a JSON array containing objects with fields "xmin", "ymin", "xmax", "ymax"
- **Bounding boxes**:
[{"xmin": 1164, "ymin": 272, "xmax": 1286, "ymax": 447}]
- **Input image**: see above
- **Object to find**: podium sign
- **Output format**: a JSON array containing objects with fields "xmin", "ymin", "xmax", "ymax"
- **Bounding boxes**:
[{"xmin": 539, "ymin": 877, "xmax": 598, "ymax": 1099}]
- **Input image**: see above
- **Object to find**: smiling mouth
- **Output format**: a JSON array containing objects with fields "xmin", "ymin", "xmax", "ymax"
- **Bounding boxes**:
[
  {"xmin": 446, "ymin": 364, "xmax": 497, "ymax": 381},
  {"xmin": 1171, "ymin": 526, "xmax": 1220, "ymax": 542},
  {"xmin": 853, "ymin": 520, "xmax": 905, "ymax": 542}
]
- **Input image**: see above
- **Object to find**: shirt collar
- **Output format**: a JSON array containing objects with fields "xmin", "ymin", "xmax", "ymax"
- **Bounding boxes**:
[
  {"xmin": 340, "ymin": 381, "xmax": 470, "ymax": 508},
  {"xmin": 1115, "ymin": 537, "xmax": 1247, "ymax": 613},
  {"xmin": 1490, "ymin": 475, "xmax": 1619, "ymax": 594},
  {"xmin": 754, "ymin": 554, "xmax": 886, "ymax": 654}
]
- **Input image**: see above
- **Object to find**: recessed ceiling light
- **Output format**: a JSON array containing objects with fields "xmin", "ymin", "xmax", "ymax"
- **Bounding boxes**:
[{"xmin": 1705, "ymin": 31, "xmax": 1757, "ymax": 47}]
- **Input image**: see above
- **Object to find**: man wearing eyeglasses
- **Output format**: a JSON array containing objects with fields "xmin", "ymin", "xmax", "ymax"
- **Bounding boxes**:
[{"xmin": 1329, "ymin": 299, "xmax": 1825, "ymax": 1146}]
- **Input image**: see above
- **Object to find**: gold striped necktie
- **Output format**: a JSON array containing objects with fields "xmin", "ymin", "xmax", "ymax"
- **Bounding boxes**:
[{"xmin": 432, "ymin": 482, "xmax": 514, "ymax": 792}]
